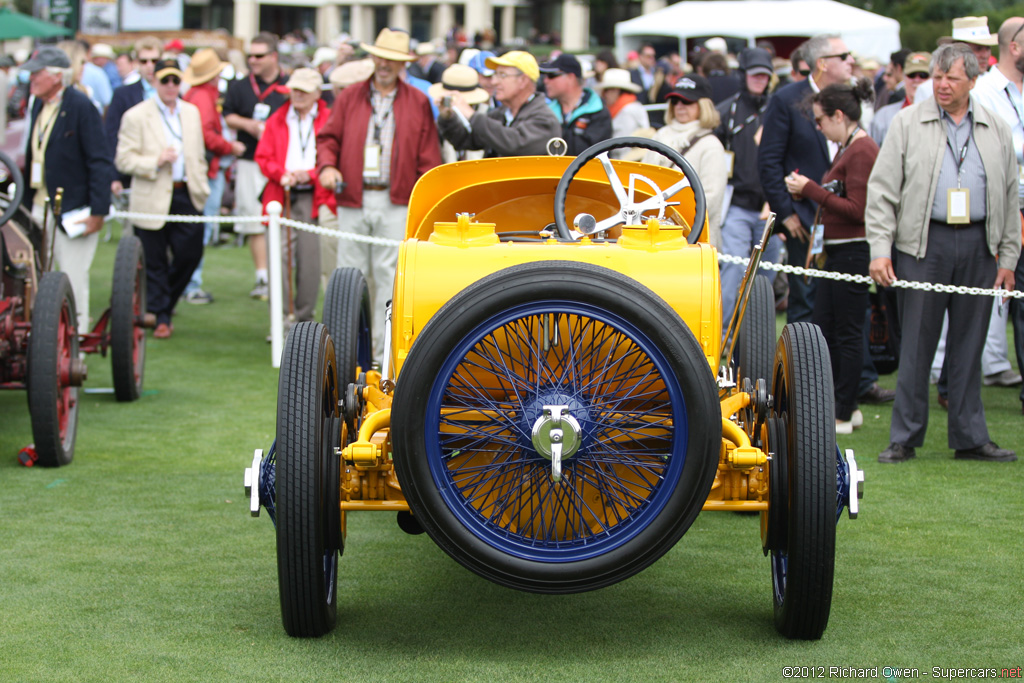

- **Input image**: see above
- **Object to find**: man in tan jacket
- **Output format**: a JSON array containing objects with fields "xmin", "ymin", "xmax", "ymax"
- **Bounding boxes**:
[
  {"xmin": 116, "ymin": 59, "xmax": 209, "ymax": 339},
  {"xmin": 866, "ymin": 44, "xmax": 1020, "ymax": 464}
]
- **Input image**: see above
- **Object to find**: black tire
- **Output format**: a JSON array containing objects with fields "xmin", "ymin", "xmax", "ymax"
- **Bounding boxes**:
[
  {"xmin": 392, "ymin": 261, "xmax": 720, "ymax": 593},
  {"xmin": 27, "ymin": 272, "xmax": 80, "ymax": 467},
  {"xmin": 110, "ymin": 235, "xmax": 146, "ymax": 402},
  {"xmin": 769, "ymin": 323, "xmax": 836, "ymax": 640},
  {"xmin": 322, "ymin": 267, "xmax": 372, "ymax": 389},
  {"xmin": 275, "ymin": 322, "xmax": 342, "ymax": 638},
  {"xmin": 0, "ymin": 150, "xmax": 25, "ymax": 226},
  {"xmin": 737, "ymin": 274, "xmax": 776, "ymax": 385}
]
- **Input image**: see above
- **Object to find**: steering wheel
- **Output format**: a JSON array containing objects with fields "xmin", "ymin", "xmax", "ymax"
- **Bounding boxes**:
[
  {"xmin": 552, "ymin": 137, "xmax": 706, "ymax": 244},
  {"xmin": 0, "ymin": 151, "xmax": 25, "ymax": 227}
]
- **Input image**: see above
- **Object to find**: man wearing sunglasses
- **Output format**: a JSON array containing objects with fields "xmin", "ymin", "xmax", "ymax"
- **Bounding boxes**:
[
  {"xmin": 105, "ymin": 35, "xmax": 162, "ymax": 196},
  {"xmin": 539, "ymin": 53, "xmax": 612, "ymax": 156},
  {"xmin": 115, "ymin": 59, "xmax": 210, "ymax": 340},
  {"xmin": 224, "ymin": 32, "xmax": 290, "ymax": 302},
  {"xmin": 871, "ymin": 51, "xmax": 930, "ymax": 145}
]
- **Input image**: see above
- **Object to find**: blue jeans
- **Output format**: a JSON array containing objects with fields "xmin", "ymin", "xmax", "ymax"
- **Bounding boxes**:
[
  {"xmin": 185, "ymin": 169, "xmax": 225, "ymax": 295},
  {"xmin": 785, "ymin": 234, "xmax": 816, "ymax": 324},
  {"xmin": 720, "ymin": 204, "xmax": 783, "ymax": 333}
]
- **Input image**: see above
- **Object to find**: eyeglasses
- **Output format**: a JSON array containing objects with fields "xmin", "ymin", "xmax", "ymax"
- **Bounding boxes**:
[
  {"xmin": 906, "ymin": 72, "xmax": 929, "ymax": 80},
  {"xmin": 543, "ymin": 72, "xmax": 564, "ymax": 79},
  {"xmin": 1011, "ymin": 21, "xmax": 1024, "ymax": 45},
  {"xmin": 494, "ymin": 71, "xmax": 522, "ymax": 80},
  {"xmin": 824, "ymin": 52, "xmax": 851, "ymax": 62},
  {"xmin": 138, "ymin": 58, "xmax": 158, "ymax": 64},
  {"xmin": 247, "ymin": 52, "xmax": 271, "ymax": 60},
  {"xmin": 160, "ymin": 75, "xmax": 181, "ymax": 85}
]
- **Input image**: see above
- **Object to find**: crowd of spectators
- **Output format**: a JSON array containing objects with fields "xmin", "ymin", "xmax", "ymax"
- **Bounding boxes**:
[{"xmin": 3, "ymin": 16, "xmax": 1023, "ymax": 463}]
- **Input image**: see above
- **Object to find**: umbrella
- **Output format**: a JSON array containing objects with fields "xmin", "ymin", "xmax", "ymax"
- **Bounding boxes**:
[{"xmin": 0, "ymin": 6, "xmax": 74, "ymax": 41}]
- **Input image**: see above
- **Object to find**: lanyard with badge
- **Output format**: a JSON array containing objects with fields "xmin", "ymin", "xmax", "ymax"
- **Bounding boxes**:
[
  {"xmin": 250, "ymin": 73, "xmax": 283, "ymax": 123},
  {"xmin": 31, "ymin": 104, "xmax": 60, "ymax": 186},
  {"xmin": 945, "ymin": 127, "xmax": 972, "ymax": 224},
  {"xmin": 722, "ymin": 98, "xmax": 766, "ymax": 178},
  {"xmin": 365, "ymin": 90, "xmax": 394, "ymax": 179},
  {"xmin": 807, "ymin": 126, "xmax": 861, "ymax": 263}
]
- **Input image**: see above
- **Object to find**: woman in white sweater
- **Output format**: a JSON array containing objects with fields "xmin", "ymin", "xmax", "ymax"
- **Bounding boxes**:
[
  {"xmin": 594, "ymin": 68, "xmax": 651, "ymax": 159},
  {"xmin": 642, "ymin": 74, "xmax": 727, "ymax": 248}
]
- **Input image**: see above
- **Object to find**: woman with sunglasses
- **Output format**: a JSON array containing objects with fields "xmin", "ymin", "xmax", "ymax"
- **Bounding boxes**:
[{"xmin": 783, "ymin": 79, "xmax": 878, "ymax": 435}]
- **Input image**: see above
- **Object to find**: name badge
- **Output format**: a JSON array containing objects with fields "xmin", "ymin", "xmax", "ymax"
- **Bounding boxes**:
[
  {"xmin": 253, "ymin": 102, "xmax": 271, "ymax": 122},
  {"xmin": 363, "ymin": 144, "xmax": 381, "ymax": 176},
  {"xmin": 723, "ymin": 150, "xmax": 735, "ymax": 179},
  {"xmin": 947, "ymin": 188, "xmax": 970, "ymax": 224},
  {"xmin": 31, "ymin": 161, "xmax": 42, "ymax": 186},
  {"xmin": 810, "ymin": 223, "xmax": 825, "ymax": 256}
]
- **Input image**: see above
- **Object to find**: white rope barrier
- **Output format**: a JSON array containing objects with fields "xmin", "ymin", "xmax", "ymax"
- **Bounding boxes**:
[{"xmin": 109, "ymin": 208, "xmax": 1024, "ymax": 366}]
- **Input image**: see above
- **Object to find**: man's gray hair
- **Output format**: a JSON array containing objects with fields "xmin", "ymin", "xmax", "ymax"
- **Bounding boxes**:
[
  {"xmin": 931, "ymin": 43, "xmax": 981, "ymax": 80},
  {"xmin": 804, "ymin": 34, "xmax": 840, "ymax": 67}
]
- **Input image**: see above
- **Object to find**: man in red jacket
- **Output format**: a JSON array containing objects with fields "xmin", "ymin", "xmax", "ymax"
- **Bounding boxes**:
[
  {"xmin": 255, "ymin": 68, "xmax": 334, "ymax": 328},
  {"xmin": 317, "ymin": 28, "xmax": 441, "ymax": 361},
  {"xmin": 182, "ymin": 48, "xmax": 246, "ymax": 304}
]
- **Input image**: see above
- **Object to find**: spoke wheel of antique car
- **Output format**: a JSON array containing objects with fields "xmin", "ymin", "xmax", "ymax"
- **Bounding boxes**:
[
  {"xmin": 0, "ymin": 150, "xmax": 25, "ymax": 226},
  {"xmin": 392, "ymin": 261, "xmax": 720, "ymax": 593},
  {"xmin": 769, "ymin": 323, "xmax": 836, "ymax": 640},
  {"xmin": 552, "ymin": 136, "xmax": 707, "ymax": 243},
  {"xmin": 737, "ymin": 274, "xmax": 776, "ymax": 386},
  {"xmin": 28, "ymin": 272, "xmax": 80, "ymax": 467},
  {"xmin": 110, "ymin": 235, "xmax": 146, "ymax": 402},
  {"xmin": 275, "ymin": 322, "xmax": 342, "ymax": 637},
  {"xmin": 322, "ymin": 267, "xmax": 373, "ymax": 392}
]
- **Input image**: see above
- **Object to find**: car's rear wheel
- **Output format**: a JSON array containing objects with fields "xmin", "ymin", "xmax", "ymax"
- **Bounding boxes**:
[
  {"xmin": 737, "ymin": 274, "xmax": 776, "ymax": 386},
  {"xmin": 322, "ymin": 267, "xmax": 372, "ymax": 389},
  {"xmin": 110, "ymin": 235, "xmax": 146, "ymax": 402},
  {"xmin": 392, "ymin": 261, "xmax": 719, "ymax": 593}
]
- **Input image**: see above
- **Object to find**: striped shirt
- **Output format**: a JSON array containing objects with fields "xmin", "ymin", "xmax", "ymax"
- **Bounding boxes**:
[
  {"xmin": 363, "ymin": 84, "xmax": 397, "ymax": 186},
  {"xmin": 930, "ymin": 102, "xmax": 987, "ymax": 222}
]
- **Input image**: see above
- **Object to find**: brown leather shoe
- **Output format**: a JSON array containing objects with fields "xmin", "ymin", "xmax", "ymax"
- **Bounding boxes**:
[
  {"xmin": 879, "ymin": 442, "xmax": 916, "ymax": 463},
  {"xmin": 860, "ymin": 383, "xmax": 896, "ymax": 404},
  {"xmin": 154, "ymin": 323, "xmax": 173, "ymax": 339},
  {"xmin": 937, "ymin": 393, "xmax": 948, "ymax": 410},
  {"xmin": 954, "ymin": 442, "xmax": 1017, "ymax": 462}
]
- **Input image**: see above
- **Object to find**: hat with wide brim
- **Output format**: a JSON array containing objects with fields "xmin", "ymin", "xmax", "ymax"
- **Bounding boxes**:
[
  {"xmin": 328, "ymin": 58, "xmax": 375, "ymax": 88},
  {"xmin": 593, "ymin": 68, "xmax": 641, "ymax": 93},
  {"xmin": 92, "ymin": 43, "xmax": 115, "ymax": 60},
  {"xmin": 360, "ymin": 28, "xmax": 416, "ymax": 63},
  {"xmin": 184, "ymin": 47, "xmax": 228, "ymax": 86},
  {"xmin": 428, "ymin": 63, "xmax": 489, "ymax": 105},
  {"xmin": 942, "ymin": 16, "xmax": 997, "ymax": 46}
]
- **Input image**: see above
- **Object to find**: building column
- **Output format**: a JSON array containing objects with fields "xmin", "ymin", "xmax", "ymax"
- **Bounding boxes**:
[
  {"xmin": 392, "ymin": 3, "xmax": 411, "ymax": 32},
  {"xmin": 500, "ymin": 4, "xmax": 514, "ymax": 46},
  {"xmin": 316, "ymin": 4, "xmax": 341, "ymax": 45},
  {"xmin": 561, "ymin": 0, "xmax": 588, "ymax": 52},
  {"xmin": 641, "ymin": 0, "xmax": 666, "ymax": 13},
  {"xmin": 464, "ymin": 0, "xmax": 492, "ymax": 39},
  {"xmin": 350, "ymin": 3, "xmax": 372, "ymax": 42},
  {"xmin": 233, "ymin": 0, "xmax": 260, "ymax": 46},
  {"xmin": 435, "ymin": 2, "xmax": 454, "ymax": 40}
]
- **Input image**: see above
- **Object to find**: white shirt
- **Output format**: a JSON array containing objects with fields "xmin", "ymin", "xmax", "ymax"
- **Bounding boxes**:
[
  {"xmin": 156, "ymin": 97, "xmax": 186, "ymax": 182},
  {"xmin": 972, "ymin": 66, "xmax": 1024, "ymax": 202},
  {"xmin": 285, "ymin": 103, "xmax": 318, "ymax": 175},
  {"xmin": 809, "ymin": 75, "xmax": 839, "ymax": 161}
]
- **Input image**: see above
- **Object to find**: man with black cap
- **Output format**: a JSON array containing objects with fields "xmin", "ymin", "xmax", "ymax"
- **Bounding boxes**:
[
  {"xmin": 715, "ymin": 46, "xmax": 782, "ymax": 334},
  {"xmin": 22, "ymin": 45, "xmax": 114, "ymax": 334},
  {"xmin": 115, "ymin": 59, "xmax": 210, "ymax": 339},
  {"xmin": 540, "ymin": 53, "xmax": 612, "ymax": 156}
]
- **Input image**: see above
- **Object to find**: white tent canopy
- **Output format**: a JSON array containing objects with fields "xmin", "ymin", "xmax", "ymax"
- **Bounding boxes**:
[{"xmin": 615, "ymin": 0, "xmax": 901, "ymax": 63}]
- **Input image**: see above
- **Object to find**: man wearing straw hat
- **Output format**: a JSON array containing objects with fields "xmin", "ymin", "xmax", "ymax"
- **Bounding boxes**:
[
  {"xmin": 430, "ymin": 63, "xmax": 490, "ymax": 161},
  {"xmin": 115, "ymin": 59, "xmax": 209, "ymax": 339},
  {"xmin": 316, "ymin": 28, "xmax": 441, "ymax": 361},
  {"xmin": 181, "ymin": 47, "xmax": 247, "ymax": 305},
  {"xmin": 915, "ymin": 17, "xmax": 997, "ymax": 104},
  {"xmin": 593, "ymin": 67, "xmax": 649, "ymax": 157}
]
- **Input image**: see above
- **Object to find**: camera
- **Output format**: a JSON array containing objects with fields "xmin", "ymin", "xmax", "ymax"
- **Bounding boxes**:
[{"xmin": 821, "ymin": 179, "xmax": 845, "ymax": 196}]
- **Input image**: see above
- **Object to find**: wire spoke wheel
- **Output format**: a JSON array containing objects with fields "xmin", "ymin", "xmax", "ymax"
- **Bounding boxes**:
[
  {"xmin": 110, "ymin": 235, "xmax": 146, "ymax": 402},
  {"xmin": 769, "ymin": 323, "xmax": 836, "ymax": 640},
  {"xmin": 393, "ymin": 262, "xmax": 719, "ymax": 593}
]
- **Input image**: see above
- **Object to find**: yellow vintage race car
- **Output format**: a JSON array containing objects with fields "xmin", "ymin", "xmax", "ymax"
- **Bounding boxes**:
[{"xmin": 244, "ymin": 138, "xmax": 864, "ymax": 641}]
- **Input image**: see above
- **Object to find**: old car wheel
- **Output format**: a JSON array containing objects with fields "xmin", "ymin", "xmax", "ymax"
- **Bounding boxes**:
[
  {"xmin": 392, "ymin": 261, "xmax": 720, "ymax": 593},
  {"xmin": 0, "ymin": 150, "xmax": 25, "ymax": 226},
  {"xmin": 769, "ymin": 323, "xmax": 836, "ymax": 640},
  {"xmin": 28, "ymin": 272, "xmax": 80, "ymax": 467},
  {"xmin": 275, "ymin": 322, "xmax": 342, "ymax": 637},
  {"xmin": 737, "ymin": 274, "xmax": 776, "ymax": 385},
  {"xmin": 553, "ymin": 136, "xmax": 707, "ymax": 243},
  {"xmin": 110, "ymin": 235, "xmax": 146, "ymax": 402},
  {"xmin": 322, "ymin": 267, "xmax": 372, "ymax": 390}
]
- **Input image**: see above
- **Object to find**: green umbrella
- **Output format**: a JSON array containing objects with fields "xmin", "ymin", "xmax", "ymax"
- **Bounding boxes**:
[{"xmin": 0, "ymin": 6, "xmax": 74, "ymax": 41}]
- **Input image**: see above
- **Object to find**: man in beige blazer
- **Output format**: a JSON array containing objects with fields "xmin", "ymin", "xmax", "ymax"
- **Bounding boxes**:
[{"xmin": 116, "ymin": 59, "xmax": 210, "ymax": 339}]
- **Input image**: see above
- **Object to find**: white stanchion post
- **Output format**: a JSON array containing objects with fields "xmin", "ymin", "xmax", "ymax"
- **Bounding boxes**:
[{"xmin": 267, "ymin": 202, "xmax": 284, "ymax": 368}]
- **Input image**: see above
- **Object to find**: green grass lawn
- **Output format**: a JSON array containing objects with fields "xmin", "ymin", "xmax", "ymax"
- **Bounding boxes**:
[{"xmin": 1, "ymin": 227, "xmax": 1022, "ymax": 681}]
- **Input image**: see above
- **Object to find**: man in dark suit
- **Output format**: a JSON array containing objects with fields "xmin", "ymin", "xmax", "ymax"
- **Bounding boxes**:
[
  {"xmin": 758, "ymin": 33, "xmax": 853, "ymax": 325},
  {"xmin": 22, "ymin": 45, "xmax": 114, "ymax": 332},
  {"xmin": 104, "ymin": 36, "xmax": 161, "ymax": 195},
  {"xmin": 630, "ymin": 43, "xmax": 658, "ymax": 104}
]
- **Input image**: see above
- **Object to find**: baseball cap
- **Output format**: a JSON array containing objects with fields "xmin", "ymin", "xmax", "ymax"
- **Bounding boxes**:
[
  {"xmin": 904, "ymin": 51, "xmax": 931, "ymax": 76},
  {"xmin": 468, "ymin": 50, "xmax": 495, "ymax": 77},
  {"xmin": 92, "ymin": 43, "xmax": 116, "ymax": 60},
  {"xmin": 539, "ymin": 53, "xmax": 582, "ymax": 80},
  {"xmin": 154, "ymin": 59, "xmax": 183, "ymax": 81},
  {"xmin": 164, "ymin": 39, "xmax": 185, "ymax": 52},
  {"xmin": 485, "ymin": 50, "xmax": 539, "ymax": 82},
  {"xmin": 21, "ymin": 46, "xmax": 71, "ymax": 73},
  {"xmin": 286, "ymin": 67, "xmax": 323, "ymax": 93},
  {"xmin": 738, "ymin": 47, "xmax": 774, "ymax": 76},
  {"xmin": 666, "ymin": 74, "xmax": 713, "ymax": 103}
]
